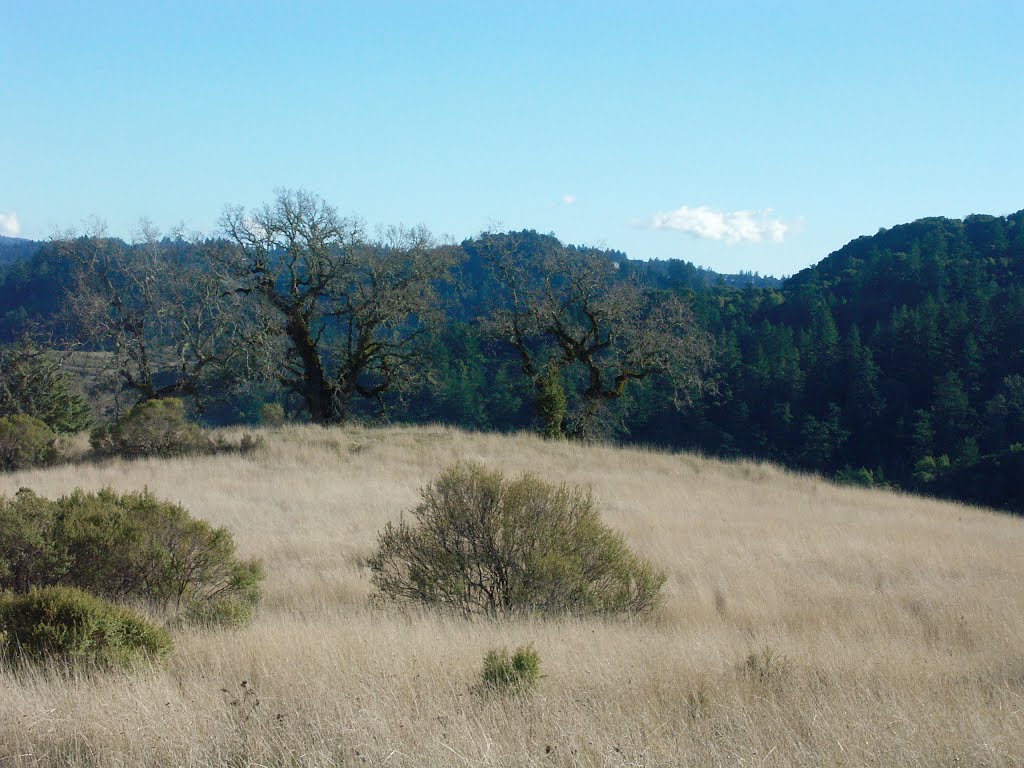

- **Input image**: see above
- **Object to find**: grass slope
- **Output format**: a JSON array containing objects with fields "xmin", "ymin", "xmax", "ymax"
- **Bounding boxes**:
[{"xmin": 1, "ymin": 424, "xmax": 1022, "ymax": 767}]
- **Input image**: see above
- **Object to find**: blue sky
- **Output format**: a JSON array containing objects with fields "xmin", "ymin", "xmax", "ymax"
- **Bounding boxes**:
[{"xmin": 2, "ymin": 1, "xmax": 1022, "ymax": 276}]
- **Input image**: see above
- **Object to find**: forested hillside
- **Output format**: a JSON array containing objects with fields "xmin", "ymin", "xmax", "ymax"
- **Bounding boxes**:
[
  {"xmin": 0, "ymin": 237, "xmax": 38, "ymax": 265},
  {"xmin": 1, "ymin": 208, "xmax": 1021, "ymax": 511},
  {"xmin": 670, "ymin": 213, "xmax": 1024, "ymax": 510}
]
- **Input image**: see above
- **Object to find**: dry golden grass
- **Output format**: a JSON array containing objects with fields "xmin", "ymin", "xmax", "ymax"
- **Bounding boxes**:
[{"xmin": 1, "ymin": 424, "xmax": 1023, "ymax": 767}]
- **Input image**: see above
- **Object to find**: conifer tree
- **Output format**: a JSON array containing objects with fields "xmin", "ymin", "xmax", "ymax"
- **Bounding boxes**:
[{"xmin": 0, "ymin": 341, "xmax": 91, "ymax": 434}]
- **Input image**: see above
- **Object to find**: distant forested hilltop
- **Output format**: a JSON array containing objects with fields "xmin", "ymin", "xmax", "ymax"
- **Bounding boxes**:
[
  {"xmin": 0, "ymin": 204, "xmax": 1021, "ymax": 512},
  {"xmin": 668, "ymin": 212, "xmax": 1024, "ymax": 512},
  {"xmin": 0, "ymin": 236, "xmax": 39, "ymax": 265}
]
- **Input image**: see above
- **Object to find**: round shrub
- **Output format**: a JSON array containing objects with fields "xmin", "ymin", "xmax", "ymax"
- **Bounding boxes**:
[
  {"xmin": 368, "ymin": 462, "xmax": 666, "ymax": 616},
  {"xmin": 259, "ymin": 402, "xmax": 286, "ymax": 427},
  {"xmin": 0, "ymin": 414, "xmax": 64, "ymax": 471},
  {"xmin": 482, "ymin": 645, "xmax": 541, "ymax": 693},
  {"xmin": 57, "ymin": 488, "xmax": 264, "ymax": 625},
  {"xmin": 0, "ymin": 487, "xmax": 264, "ymax": 626},
  {"xmin": 0, "ymin": 586, "xmax": 172, "ymax": 669},
  {"xmin": 90, "ymin": 398, "xmax": 213, "ymax": 459}
]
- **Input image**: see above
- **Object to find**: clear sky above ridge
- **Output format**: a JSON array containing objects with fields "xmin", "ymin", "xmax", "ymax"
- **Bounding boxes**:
[{"xmin": 3, "ymin": 1, "xmax": 1023, "ymax": 276}]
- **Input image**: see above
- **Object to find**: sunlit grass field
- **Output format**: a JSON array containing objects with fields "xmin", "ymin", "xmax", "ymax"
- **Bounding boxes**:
[{"xmin": 1, "ymin": 424, "xmax": 1022, "ymax": 766}]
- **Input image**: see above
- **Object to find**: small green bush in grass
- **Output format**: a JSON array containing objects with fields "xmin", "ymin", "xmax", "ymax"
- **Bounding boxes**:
[
  {"xmin": 236, "ymin": 432, "xmax": 265, "ymax": 454},
  {"xmin": 481, "ymin": 645, "xmax": 541, "ymax": 693},
  {"xmin": 0, "ymin": 586, "xmax": 172, "ymax": 669},
  {"xmin": 259, "ymin": 402, "xmax": 286, "ymax": 427},
  {"xmin": 90, "ymin": 398, "xmax": 213, "ymax": 459},
  {"xmin": 368, "ymin": 462, "xmax": 665, "ymax": 616},
  {"xmin": 0, "ymin": 414, "xmax": 64, "ymax": 471}
]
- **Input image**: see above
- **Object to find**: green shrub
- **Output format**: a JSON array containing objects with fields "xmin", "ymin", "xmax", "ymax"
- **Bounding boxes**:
[
  {"xmin": 58, "ymin": 488, "xmax": 264, "ymax": 624},
  {"xmin": 913, "ymin": 454, "xmax": 951, "ymax": 485},
  {"xmin": 0, "ymin": 586, "xmax": 172, "ymax": 669},
  {"xmin": 368, "ymin": 462, "xmax": 665, "ymax": 616},
  {"xmin": 180, "ymin": 591, "xmax": 260, "ymax": 628},
  {"xmin": 481, "ymin": 645, "xmax": 541, "ymax": 693},
  {"xmin": 260, "ymin": 402, "xmax": 286, "ymax": 427},
  {"xmin": 0, "ymin": 414, "xmax": 64, "ymax": 471},
  {"xmin": 0, "ymin": 487, "xmax": 264, "ymax": 626},
  {"xmin": 835, "ymin": 466, "xmax": 875, "ymax": 487},
  {"xmin": 90, "ymin": 398, "xmax": 213, "ymax": 459},
  {"xmin": 0, "ymin": 488, "xmax": 70, "ymax": 593}
]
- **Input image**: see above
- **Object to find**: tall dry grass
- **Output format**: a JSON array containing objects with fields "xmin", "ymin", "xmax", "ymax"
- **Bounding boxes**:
[{"xmin": 1, "ymin": 424, "xmax": 1022, "ymax": 766}]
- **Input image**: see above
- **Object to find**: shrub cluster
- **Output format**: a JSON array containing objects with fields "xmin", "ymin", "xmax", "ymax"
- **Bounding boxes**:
[
  {"xmin": 0, "ymin": 487, "xmax": 263, "ymax": 626},
  {"xmin": 0, "ymin": 414, "xmax": 64, "ymax": 471},
  {"xmin": 89, "ymin": 397, "xmax": 264, "ymax": 461},
  {"xmin": 0, "ymin": 586, "xmax": 172, "ymax": 669},
  {"xmin": 90, "ymin": 398, "xmax": 213, "ymax": 459},
  {"xmin": 368, "ymin": 462, "xmax": 665, "ymax": 616},
  {"xmin": 1, "ymin": 391, "xmax": 264, "ymax": 471}
]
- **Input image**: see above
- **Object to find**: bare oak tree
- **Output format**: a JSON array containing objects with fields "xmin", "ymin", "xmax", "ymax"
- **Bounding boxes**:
[
  {"xmin": 219, "ymin": 189, "xmax": 456, "ymax": 424},
  {"xmin": 476, "ymin": 231, "xmax": 714, "ymax": 439},
  {"xmin": 56, "ymin": 220, "xmax": 262, "ymax": 410}
]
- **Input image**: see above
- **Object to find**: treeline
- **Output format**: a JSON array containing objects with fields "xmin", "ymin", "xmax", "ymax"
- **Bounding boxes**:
[
  {"xmin": 1, "ymin": 198, "xmax": 1022, "ymax": 512},
  {"xmin": 400, "ymin": 214, "xmax": 1024, "ymax": 512}
]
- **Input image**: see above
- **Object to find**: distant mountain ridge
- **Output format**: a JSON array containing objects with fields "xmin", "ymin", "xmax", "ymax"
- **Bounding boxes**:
[
  {"xmin": 0, "ymin": 232, "xmax": 777, "ymax": 287},
  {"xmin": 0, "ymin": 236, "xmax": 39, "ymax": 265}
]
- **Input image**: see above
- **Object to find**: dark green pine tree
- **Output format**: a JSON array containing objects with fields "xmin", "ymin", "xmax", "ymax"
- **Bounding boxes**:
[
  {"xmin": 930, "ymin": 371, "xmax": 973, "ymax": 460},
  {"xmin": 839, "ymin": 325, "xmax": 885, "ymax": 465},
  {"xmin": 796, "ymin": 403, "xmax": 848, "ymax": 470},
  {"xmin": 0, "ymin": 342, "xmax": 92, "ymax": 434},
  {"xmin": 800, "ymin": 301, "xmax": 840, "ymax": 409}
]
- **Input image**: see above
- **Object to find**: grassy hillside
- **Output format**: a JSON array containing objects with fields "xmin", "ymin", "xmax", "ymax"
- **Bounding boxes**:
[{"xmin": 1, "ymin": 425, "xmax": 1022, "ymax": 766}]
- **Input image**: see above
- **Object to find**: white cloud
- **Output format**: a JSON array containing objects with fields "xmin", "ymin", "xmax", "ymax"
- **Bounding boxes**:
[
  {"xmin": 561, "ymin": 194, "xmax": 576, "ymax": 205},
  {"xmin": 646, "ymin": 205, "xmax": 789, "ymax": 244},
  {"xmin": 0, "ymin": 212, "xmax": 20, "ymax": 237}
]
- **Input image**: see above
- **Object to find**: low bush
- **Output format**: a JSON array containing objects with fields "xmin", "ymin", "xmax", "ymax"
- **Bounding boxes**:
[
  {"xmin": 59, "ymin": 488, "xmax": 265, "ymax": 623},
  {"xmin": 90, "ymin": 398, "xmax": 212, "ymax": 459},
  {"xmin": 0, "ymin": 488, "xmax": 68, "ymax": 593},
  {"xmin": 0, "ymin": 487, "xmax": 264, "ymax": 626},
  {"xmin": 260, "ymin": 402, "xmax": 286, "ymax": 427},
  {"xmin": 231, "ymin": 432, "xmax": 265, "ymax": 455},
  {"xmin": 368, "ymin": 462, "xmax": 665, "ymax": 616},
  {"xmin": 0, "ymin": 414, "xmax": 64, "ymax": 471},
  {"xmin": 835, "ymin": 466, "xmax": 875, "ymax": 487},
  {"xmin": 0, "ymin": 586, "xmax": 172, "ymax": 669},
  {"xmin": 481, "ymin": 645, "xmax": 541, "ymax": 693}
]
